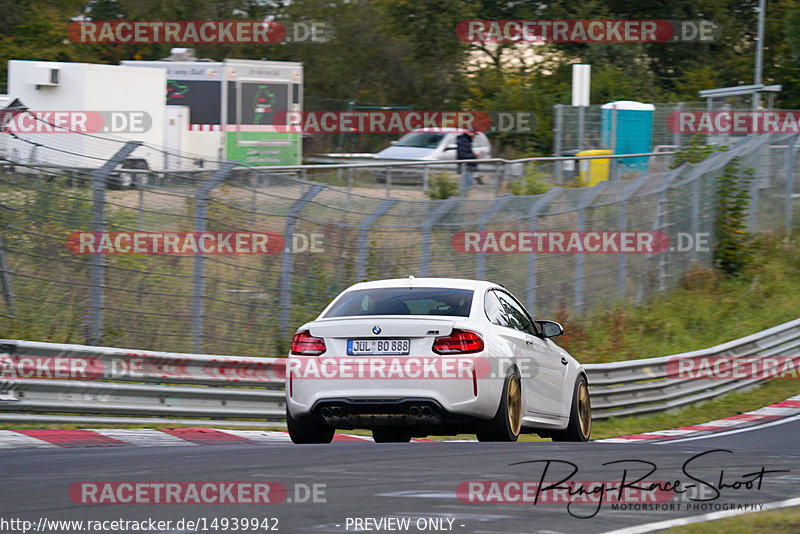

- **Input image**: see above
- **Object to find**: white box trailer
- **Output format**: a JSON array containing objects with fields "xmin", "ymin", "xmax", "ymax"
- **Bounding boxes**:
[
  {"xmin": 2, "ymin": 60, "xmax": 166, "ymax": 170},
  {"xmin": 121, "ymin": 58, "xmax": 303, "ymax": 167}
]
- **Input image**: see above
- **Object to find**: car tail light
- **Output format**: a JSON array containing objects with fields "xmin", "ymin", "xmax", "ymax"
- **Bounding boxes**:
[
  {"xmin": 432, "ymin": 329, "xmax": 484, "ymax": 354},
  {"xmin": 291, "ymin": 330, "xmax": 326, "ymax": 355}
]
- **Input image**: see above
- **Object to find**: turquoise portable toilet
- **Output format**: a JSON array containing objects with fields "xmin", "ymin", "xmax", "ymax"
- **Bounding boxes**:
[{"xmin": 601, "ymin": 101, "xmax": 655, "ymax": 174}]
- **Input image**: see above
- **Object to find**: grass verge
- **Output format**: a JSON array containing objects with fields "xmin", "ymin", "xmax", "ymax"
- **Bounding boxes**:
[
  {"xmin": 553, "ymin": 231, "xmax": 800, "ymax": 365},
  {"xmin": 662, "ymin": 506, "xmax": 800, "ymax": 533}
]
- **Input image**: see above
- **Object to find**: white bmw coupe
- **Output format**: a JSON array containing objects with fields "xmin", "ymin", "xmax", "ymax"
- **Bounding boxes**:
[{"xmin": 285, "ymin": 277, "xmax": 591, "ymax": 443}]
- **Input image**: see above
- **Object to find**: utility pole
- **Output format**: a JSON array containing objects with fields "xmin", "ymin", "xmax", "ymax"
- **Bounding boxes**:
[{"xmin": 753, "ymin": 0, "xmax": 766, "ymax": 110}]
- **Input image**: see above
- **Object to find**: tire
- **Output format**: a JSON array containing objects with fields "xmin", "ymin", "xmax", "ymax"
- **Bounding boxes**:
[
  {"xmin": 286, "ymin": 408, "xmax": 334, "ymax": 444},
  {"xmin": 476, "ymin": 373, "xmax": 522, "ymax": 442},
  {"xmin": 372, "ymin": 428, "xmax": 412, "ymax": 443},
  {"xmin": 552, "ymin": 375, "xmax": 591, "ymax": 442}
]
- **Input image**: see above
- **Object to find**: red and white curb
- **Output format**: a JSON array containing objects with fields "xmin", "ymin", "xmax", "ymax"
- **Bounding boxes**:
[
  {"xmin": 0, "ymin": 428, "xmax": 373, "ymax": 450},
  {"xmin": 594, "ymin": 394, "xmax": 800, "ymax": 443},
  {"xmin": 2, "ymin": 393, "xmax": 797, "ymax": 449}
]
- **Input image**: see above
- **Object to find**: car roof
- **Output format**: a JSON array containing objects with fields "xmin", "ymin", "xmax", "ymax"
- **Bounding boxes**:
[
  {"xmin": 343, "ymin": 277, "xmax": 499, "ymax": 292},
  {"xmin": 407, "ymin": 128, "xmax": 486, "ymax": 135}
]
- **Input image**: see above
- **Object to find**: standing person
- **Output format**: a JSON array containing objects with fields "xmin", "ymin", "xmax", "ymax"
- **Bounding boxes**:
[{"xmin": 456, "ymin": 127, "xmax": 479, "ymax": 195}]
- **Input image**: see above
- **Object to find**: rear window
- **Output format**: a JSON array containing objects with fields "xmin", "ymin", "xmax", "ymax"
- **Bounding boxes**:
[{"xmin": 324, "ymin": 287, "xmax": 474, "ymax": 318}]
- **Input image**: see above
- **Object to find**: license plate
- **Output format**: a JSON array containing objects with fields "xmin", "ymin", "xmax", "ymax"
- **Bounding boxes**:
[{"xmin": 347, "ymin": 339, "xmax": 410, "ymax": 355}]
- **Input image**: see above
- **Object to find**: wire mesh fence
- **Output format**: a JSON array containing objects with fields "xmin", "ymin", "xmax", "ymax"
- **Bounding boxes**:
[{"xmin": 0, "ymin": 117, "xmax": 797, "ymax": 357}]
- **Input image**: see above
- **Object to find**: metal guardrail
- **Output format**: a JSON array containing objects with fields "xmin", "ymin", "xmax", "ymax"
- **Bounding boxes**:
[
  {"xmin": 1, "ymin": 317, "xmax": 798, "ymax": 426},
  {"xmin": 0, "ymin": 341, "xmax": 287, "ymax": 427},
  {"xmin": 586, "ymin": 317, "xmax": 800, "ymax": 419},
  {"xmin": 4, "ymin": 150, "xmax": 675, "ymax": 173}
]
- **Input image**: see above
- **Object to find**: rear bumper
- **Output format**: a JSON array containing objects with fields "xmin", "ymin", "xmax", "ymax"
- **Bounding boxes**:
[
  {"xmin": 286, "ymin": 377, "xmax": 503, "ymax": 426},
  {"xmin": 311, "ymin": 397, "xmax": 476, "ymax": 428}
]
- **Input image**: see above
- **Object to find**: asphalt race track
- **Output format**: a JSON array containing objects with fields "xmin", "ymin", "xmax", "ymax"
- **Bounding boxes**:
[{"xmin": 1, "ymin": 417, "xmax": 799, "ymax": 534}]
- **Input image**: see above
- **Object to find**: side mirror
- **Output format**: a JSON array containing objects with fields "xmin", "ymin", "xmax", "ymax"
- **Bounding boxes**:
[
  {"xmin": 536, "ymin": 320, "xmax": 564, "ymax": 338},
  {"xmin": 445, "ymin": 144, "xmax": 457, "ymax": 151}
]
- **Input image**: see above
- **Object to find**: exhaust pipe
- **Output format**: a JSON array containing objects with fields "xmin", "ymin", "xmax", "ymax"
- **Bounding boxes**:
[
  {"xmin": 421, "ymin": 406, "xmax": 433, "ymax": 417},
  {"xmin": 408, "ymin": 406, "xmax": 421, "ymax": 417},
  {"xmin": 320, "ymin": 407, "xmax": 332, "ymax": 418},
  {"xmin": 331, "ymin": 406, "xmax": 343, "ymax": 417}
]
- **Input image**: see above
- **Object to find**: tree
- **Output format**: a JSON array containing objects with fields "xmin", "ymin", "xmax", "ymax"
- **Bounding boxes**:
[{"xmin": 0, "ymin": 0, "xmax": 92, "ymax": 91}]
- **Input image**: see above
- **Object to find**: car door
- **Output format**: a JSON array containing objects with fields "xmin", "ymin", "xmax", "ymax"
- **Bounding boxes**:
[
  {"xmin": 494, "ymin": 290, "xmax": 563, "ymax": 417},
  {"xmin": 439, "ymin": 133, "xmax": 458, "ymax": 160}
]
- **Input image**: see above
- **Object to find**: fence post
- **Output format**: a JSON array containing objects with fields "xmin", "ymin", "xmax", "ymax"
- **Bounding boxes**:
[
  {"xmin": 88, "ymin": 141, "xmax": 141, "ymax": 345},
  {"xmin": 192, "ymin": 162, "xmax": 235, "ymax": 354},
  {"xmin": 137, "ymin": 188, "xmax": 145, "ymax": 231},
  {"xmin": 0, "ymin": 234, "xmax": 15, "ymax": 315},
  {"xmin": 786, "ymin": 135, "xmax": 799, "ymax": 232},
  {"xmin": 747, "ymin": 156, "xmax": 761, "ymax": 233},
  {"xmin": 652, "ymin": 169, "xmax": 682, "ymax": 292},
  {"xmin": 278, "ymin": 183, "xmax": 324, "ymax": 339},
  {"xmin": 574, "ymin": 182, "xmax": 608, "ymax": 311},
  {"xmin": 616, "ymin": 176, "xmax": 650, "ymax": 298},
  {"xmin": 673, "ymin": 102, "xmax": 684, "ymax": 149},
  {"xmin": 691, "ymin": 175, "xmax": 700, "ymax": 263},
  {"xmin": 495, "ymin": 162, "xmax": 505, "ymax": 197},
  {"xmin": 526, "ymin": 188, "xmax": 561, "ymax": 315},
  {"xmin": 420, "ymin": 197, "xmax": 458, "ymax": 277},
  {"xmin": 251, "ymin": 185, "xmax": 257, "ymax": 223},
  {"xmin": 475, "ymin": 196, "xmax": 513, "ymax": 280},
  {"xmin": 356, "ymin": 199, "xmax": 397, "ymax": 280},
  {"xmin": 610, "ymin": 104, "xmax": 617, "ymax": 181},
  {"xmin": 554, "ymin": 105, "xmax": 563, "ymax": 184},
  {"xmin": 347, "ymin": 167, "xmax": 353, "ymax": 193}
]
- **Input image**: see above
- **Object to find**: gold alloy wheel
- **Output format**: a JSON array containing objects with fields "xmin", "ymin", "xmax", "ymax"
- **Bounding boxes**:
[
  {"xmin": 577, "ymin": 380, "xmax": 591, "ymax": 439},
  {"xmin": 507, "ymin": 376, "xmax": 522, "ymax": 436}
]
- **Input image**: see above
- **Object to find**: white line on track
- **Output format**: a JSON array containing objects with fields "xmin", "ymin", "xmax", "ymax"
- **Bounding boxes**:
[
  {"xmin": 656, "ymin": 412, "xmax": 800, "ymax": 444},
  {"xmin": 600, "ymin": 496, "xmax": 800, "ymax": 534}
]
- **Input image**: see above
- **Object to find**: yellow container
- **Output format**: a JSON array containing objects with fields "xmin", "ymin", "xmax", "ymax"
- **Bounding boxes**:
[{"xmin": 575, "ymin": 149, "xmax": 612, "ymax": 186}]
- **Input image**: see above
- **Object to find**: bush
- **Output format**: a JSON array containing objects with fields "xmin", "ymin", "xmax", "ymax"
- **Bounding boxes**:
[
  {"xmin": 670, "ymin": 135, "xmax": 727, "ymax": 168},
  {"xmin": 426, "ymin": 172, "xmax": 459, "ymax": 199},
  {"xmin": 509, "ymin": 164, "xmax": 551, "ymax": 196}
]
